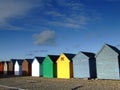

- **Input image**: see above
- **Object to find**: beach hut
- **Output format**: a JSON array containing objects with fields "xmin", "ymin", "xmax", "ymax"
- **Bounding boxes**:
[
  {"xmin": 32, "ymin": 57, "xmax": 44, "ymax": 77},
  {"xmin": 3, "ymin": 61, "xmax": 9, "ymax": 75},
  {"xmin": 72, "ymin": 51, "xmax": 96, "ymax": 79},
  {"xmin": 8, "ymin": 59, "xmax": 16, "ymax": 75},
  {"xmin": 22, "ymin": 59, "xmax": 33, "ymax": 76},
  {"xmin": 96, "ymin": 44, "xmax": 120, "ymax": 79},
  {"xmin": 14, "ymin": 59, "xmax": 23, "ymax": 76},
  {"xmin": 0, "ymin": 61, "xmax": 4, "ymax": 74},
  {"xmin": 56, "ymin": 53, "xmax": 75, "ymax": 79},
  {"xmin": 42, "ymin": 55, "xmax": 59, "ymax": 78}
]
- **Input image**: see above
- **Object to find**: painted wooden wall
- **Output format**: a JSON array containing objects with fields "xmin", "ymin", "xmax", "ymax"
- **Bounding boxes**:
[
  {"xmin": 0, "ymin": 62, "xmax": 4, "ymax": 74},
  {"xmin": 4, "ymin": 61, "xmax": 9, "ymax": 75},
  {"xmin": 73, "ymin": 52, "xmax": 96, "ymax": 78},
  {"xmin": 57, "ymin": 53, "xmax": 73, "ymax": 79},
  {"xmin": 8, "ymin": 60, "xmax": 16, "ymax": 75},
  {"xmin": 32, "ymin": 57, "xmax": 45, "ymax": 77},
  {"xmin": 42, "ymin": 56, "xmax": 55, "ymax": 78},
  {"xmin": 22, "ymin": 60, "xmax": 32, "ymax": 76},
  {"xmin": 14, "ymin": 61, "xmax": 22, "ymax": 76},
  {"xmin": 96, "ymin": 44, "xmax": 120, "ymax": 79},
  {"xmin": 32, "ymin": 58, "xmax": 40, "ymax": 77},
  {"xmin": 73, "ymin": 52, "xmax": 90, "ymax": 78},
  {"xmin": 42, "ymin": 55, "xmax": 58, "ymax": 78}
]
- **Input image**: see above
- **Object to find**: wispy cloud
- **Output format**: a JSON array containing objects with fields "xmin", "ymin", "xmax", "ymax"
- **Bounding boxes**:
[
  {"xmin": 0, "ymin": 0, "xmax": 100, "ymax": 31},
  {"xmin": 33, "ymin": 30, "xmax": 56, "ymax": 46},
  {"xmin": 0, "ymin": 0, "xmax": 40, "ymax": 30},
  {"xmin": 41, "ymin": 0, "xmax": 89, "ymax": 29},
  {"xmin": 45, "ymin": 15, "xmax": 89, "ymax": 29}
]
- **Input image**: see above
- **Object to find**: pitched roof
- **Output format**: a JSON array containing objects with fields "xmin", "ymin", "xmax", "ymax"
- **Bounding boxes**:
[
  {"xmin": 48, "ymin": 55, "xmax": 59, "ymax": 63},
  {"xmin": 81, "ymin": 52, "xmax": 95, "ymax": 58},
  {"xmin": 35, "ymin": 57, "xmax": 45, "ymax": 63},
  {"xmin": 25, "ymin": 59, "xmax": 34, "ymax": 64},
  {"xmin": 0, "ymin": 61, "xmax": 4, "ymax": 64},
  {"xmin": 4, "ymin": 61, "xmax": 9, "ymax": 64},
  {"xmin": 10, "ymin": 59, "xmax": 17, "ymax": 64},
  {"xmin": 63, "ymin": 53, "xmax": 75, "ymax": 61},
  {"xmin": 16, "ymin": 59, "xmax": 23, "ymax": 65},
  {"xmin": 106, "ymin": 44, "xmax": 120, "ymax": 54}
]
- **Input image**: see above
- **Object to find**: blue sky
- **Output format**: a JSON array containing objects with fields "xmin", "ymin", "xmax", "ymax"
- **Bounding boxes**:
[{"xmin": 0, "ymin": 0, "xmax": 120, "ymax": 60}]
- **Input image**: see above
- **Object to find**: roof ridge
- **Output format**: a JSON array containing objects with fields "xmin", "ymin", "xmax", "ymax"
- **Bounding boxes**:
[
  {"xmin": 106, "ymin": 44, "xmax": 120, "ymax": 54},
  {"xmin": 81, "ymin": 51, "xmax": 95, "ymax": 58}
]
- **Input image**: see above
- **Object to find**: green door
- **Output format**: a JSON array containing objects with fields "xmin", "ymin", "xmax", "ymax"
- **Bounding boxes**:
[{"xmin": 43, "ymin": 56, "xmax": 53, "ymax": 78}]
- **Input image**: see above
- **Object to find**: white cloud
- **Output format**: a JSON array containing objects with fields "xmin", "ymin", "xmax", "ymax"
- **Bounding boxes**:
[
  {"xmin": 33, "ymin": 30, "xmax": 56, "ymax": 46},
  {"xmin": 0, "ymin": 0, "xmax": 40, "ymax": 30}
]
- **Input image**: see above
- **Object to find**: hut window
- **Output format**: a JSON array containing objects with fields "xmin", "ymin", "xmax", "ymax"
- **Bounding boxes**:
[{"xmin": 61, "ymin": 57, "xmax": 64, "ymax": 61}]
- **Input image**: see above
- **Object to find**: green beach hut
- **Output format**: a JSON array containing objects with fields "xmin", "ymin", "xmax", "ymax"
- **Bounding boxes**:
[{"xmin": 42, "ymin": 55, "xmax": 59, "ymax": 78}]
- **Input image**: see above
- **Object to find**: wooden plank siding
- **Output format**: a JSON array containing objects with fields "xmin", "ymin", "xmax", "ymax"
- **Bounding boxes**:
[
  {"xmin": 96, "ymin": 44, "xmax": 120, "ymax": 80},
  {"xmin": 22, "ymin": 59, "xmax": 33, "ymax": 76},
  {"xmin": 32, "ymin": 57, "xmax": 44, "ymax": 77},
  {"xmin": 14, "ymin": 60, "xmax": 23, "ymax": 76},
  {"xmin": 8, "ymin": 59, "xmax": 16, "ymax": 75},
  {"xmin": 73, "ymin": 52, "xmax": 96, "ymax": 79},
  {"xmin": 3, "ymin": 61, "xmax": 9, "ymax": 75},
  {"xmin": 42, "ymin": 55, "xmax": 59, "ymax": 78},
  {"xmin": 56, "ymin": 53, "xmax": 75, "ymax": 79},
  {"xmin": 0, "ymin": 62, "xmax": 4, "ymax": 74}
]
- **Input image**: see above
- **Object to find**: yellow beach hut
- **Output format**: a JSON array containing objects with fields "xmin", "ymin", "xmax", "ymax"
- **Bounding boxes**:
[{"xmin": 56, "ymin": 53, "xmax": 75, "ymax": 79}]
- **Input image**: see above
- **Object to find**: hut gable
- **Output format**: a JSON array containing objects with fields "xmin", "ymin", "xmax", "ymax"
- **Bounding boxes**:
[
  {"xmin": 96, "ymin": 44, "xmax": 120, "ymax": 58},
  {"xmin": 96, "ymin": 44, "xmax": 120, "ymax": 79},
  {"xmin": 63, "ymin": 53, "xmax": 75, "ymax": 61},
  {"xmin": 57, "ymin": 53, "xmax": 75, "ymax": 63},
  {"xmin": 73, "ymin": 52, "xmax": 95, "ymax": 64}
]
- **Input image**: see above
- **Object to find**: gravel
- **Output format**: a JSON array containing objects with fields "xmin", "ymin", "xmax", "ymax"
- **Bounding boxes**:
[{"xmin": 0, "ymin": 75, "xmax": 120, "ymax": 90}]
